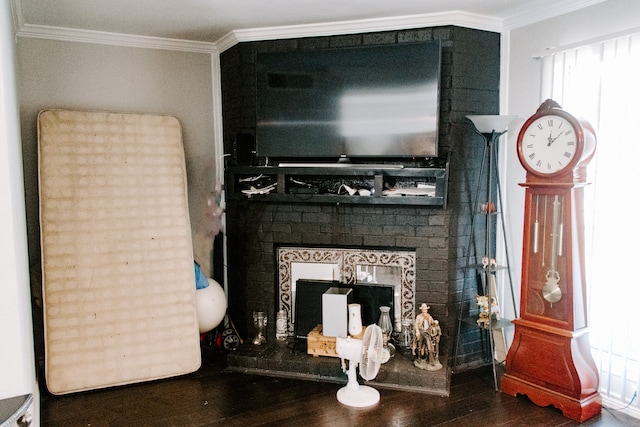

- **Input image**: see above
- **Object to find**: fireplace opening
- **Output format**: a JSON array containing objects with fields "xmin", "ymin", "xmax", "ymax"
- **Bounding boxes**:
[
  {"xmin": 293, "ymin": 279, "xmax": 396, "ymax": 339},
  {"xmin": 277, "ymin": 246, "xmax": 416, "ymax": 338}
]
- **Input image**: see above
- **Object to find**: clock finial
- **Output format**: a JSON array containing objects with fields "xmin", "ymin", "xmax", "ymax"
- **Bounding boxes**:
[{"xmin": 537, "ymin": 98, "xmax": 561, "ymax": 113}]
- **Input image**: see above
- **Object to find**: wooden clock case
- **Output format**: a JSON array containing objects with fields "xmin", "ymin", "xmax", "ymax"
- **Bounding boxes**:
[{"xmin": 501, "ymin": 100, "xmax": 601, "ymax": 423}]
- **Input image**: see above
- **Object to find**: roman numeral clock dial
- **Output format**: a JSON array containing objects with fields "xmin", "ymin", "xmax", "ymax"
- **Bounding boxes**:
[{"xmin": 521, "ymin": 117, "xmax": 577, "ymax": 175}]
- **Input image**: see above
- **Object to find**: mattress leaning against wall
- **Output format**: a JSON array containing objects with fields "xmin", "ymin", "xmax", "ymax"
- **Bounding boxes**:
[{"xmin": 37, "ymin": 109, "xmax": 201, "ymax": 394}]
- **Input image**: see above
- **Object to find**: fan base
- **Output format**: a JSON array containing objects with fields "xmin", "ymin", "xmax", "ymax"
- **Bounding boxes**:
[{"xmin": 337, "ymin": 385, "xmax": 380, "ymax": 408}]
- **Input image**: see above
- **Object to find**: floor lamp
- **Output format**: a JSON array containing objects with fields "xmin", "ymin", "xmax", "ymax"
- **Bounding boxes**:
[{"xmin": 455, "ymin": 115, "xmax": 518, "ymax": 390}]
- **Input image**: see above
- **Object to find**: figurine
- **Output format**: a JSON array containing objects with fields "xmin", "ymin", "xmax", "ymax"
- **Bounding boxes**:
[
  {"xmin": 476, "ymin": 294, "xmax": 501, "ymax": 328},
  {"xmin": 476, "ymin": 295, "xmax": 490, "ymax": 328},
  {"xmin": 412, "ymin": 303, "xmax": 442, "ymax": 371},
  {"xmin": 482, "ymin": 256, "xmax": 497, "ymax": 269},
  {"xmin": 490, "ymin": 297, "xmax": 501, "ymax": 320}
]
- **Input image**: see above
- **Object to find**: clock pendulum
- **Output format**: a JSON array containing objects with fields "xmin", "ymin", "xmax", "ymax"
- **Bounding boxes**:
[
  {"xmin": 532, "ymin": 195, "xmax": 540, "ymax": 254},
  {"xmin": 541, "ymin": 194, "xmax": 562, "ymax": 305},
  {"xmin": 500, "ymin": 100, "xmax": 601, "ymax": 422}
]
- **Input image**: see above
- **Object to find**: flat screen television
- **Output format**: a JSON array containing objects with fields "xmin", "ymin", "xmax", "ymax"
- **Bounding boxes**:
[{"xmin": 256, "ymin": 41, "xmax": 441, "ymax": 161}]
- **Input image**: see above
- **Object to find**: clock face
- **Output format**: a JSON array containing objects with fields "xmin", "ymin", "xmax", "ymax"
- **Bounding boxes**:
[{"xmin": 519, "ymin": 114, "xmax": 579, "ymax": 175}]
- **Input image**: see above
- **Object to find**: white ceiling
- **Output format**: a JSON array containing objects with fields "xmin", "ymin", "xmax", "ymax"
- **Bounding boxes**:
[{"xmin": 13, "ymin": 0, "xmax": 604, "ymax": 48}]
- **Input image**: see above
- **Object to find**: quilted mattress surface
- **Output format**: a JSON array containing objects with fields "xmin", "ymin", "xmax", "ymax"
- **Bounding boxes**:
[{"xmin": 38, "ymin": 109, "xmax": 201, "ymax": 394}]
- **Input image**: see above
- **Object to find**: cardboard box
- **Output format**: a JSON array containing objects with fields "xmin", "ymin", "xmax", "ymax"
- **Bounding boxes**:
[{"xmin": 307, "ymin": 324, "xmax": 365, "ymax": 358}]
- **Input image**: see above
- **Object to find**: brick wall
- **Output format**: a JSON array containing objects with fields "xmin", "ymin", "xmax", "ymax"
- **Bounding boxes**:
[{"xmin": 220, "ymin": 26, "xmax": 501, "ymax": 368}]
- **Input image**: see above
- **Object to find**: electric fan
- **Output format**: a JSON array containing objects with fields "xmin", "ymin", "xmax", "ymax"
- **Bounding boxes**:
[{"xmin": 335, "ymin": 324, "xmax": 384, "ymax": 407}]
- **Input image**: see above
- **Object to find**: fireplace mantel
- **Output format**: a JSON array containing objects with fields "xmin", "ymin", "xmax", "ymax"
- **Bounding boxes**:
[{"xmin": 225, "ymin": 163, "xmax": 449, "ymax": 207}]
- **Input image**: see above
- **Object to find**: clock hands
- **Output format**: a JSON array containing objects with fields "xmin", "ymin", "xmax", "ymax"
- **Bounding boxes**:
[
  {"xmin": 548, "ymin": 120, "xmax": 565, "ymax": 146},
  {"xmin": 547, "ymin": 132, "xmax": 562, "ymax": 146}
]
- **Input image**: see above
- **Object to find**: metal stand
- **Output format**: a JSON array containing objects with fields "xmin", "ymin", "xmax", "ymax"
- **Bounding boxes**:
[{"xmin": 453, "ymin": 128, "xmax": 518, "ymax": 391}]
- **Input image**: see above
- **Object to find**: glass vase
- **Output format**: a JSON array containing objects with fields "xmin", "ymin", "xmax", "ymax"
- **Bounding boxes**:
[
  {"xmin": 377, "ymin": 306, "xmax": 395, "ymax": 361},
  {"xmin": 348, "ymin": 303, "xmax": 363, "ymax": 336},
  {"xmin": 252, "ymin": 310, "xmax": 267, "ymax": 345},
  {"xmin": 399, "ymin": 318, "xmax": 414, "ymax": 350}
]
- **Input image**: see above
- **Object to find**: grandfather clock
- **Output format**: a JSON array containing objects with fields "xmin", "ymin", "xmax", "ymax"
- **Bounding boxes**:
[{"xmin": 501, "ymin": 100, "xmax": 601, "ymax": 422}]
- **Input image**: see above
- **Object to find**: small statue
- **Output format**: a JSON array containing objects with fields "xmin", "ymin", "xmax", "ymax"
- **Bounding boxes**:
[
  {"xmin": 476, "ymin": 295, "xmax": 490, "ymax": 328},
  {"xmin": 476, "ymin": 294, "xmax": 501, "ymax": 328},
  {"xmin": 412, "ymin": 303, "xmax": 443, "ymax": 371},
  {"xmin": 490, "ymin": 297, "xmax": 501, "ymax": 320},
  {"xmin": 482, "ymin": 256, "xmax": 497, "ymax": 269}
]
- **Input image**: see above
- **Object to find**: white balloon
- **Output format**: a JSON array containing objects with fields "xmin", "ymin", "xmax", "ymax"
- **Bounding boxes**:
[{"xmin": 196, "ymin": 278, "xmax": 227, "ymax": 333}]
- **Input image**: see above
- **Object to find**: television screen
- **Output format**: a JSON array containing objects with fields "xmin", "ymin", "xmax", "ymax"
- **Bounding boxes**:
[{"xmin": 256, "ymin": 41, "xmax": 441, "ymax": 161}]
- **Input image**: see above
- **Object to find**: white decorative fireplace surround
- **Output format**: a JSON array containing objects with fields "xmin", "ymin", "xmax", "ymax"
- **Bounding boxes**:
[
  {"xmin": 277, "ymin": 246, "xmax": 416, "ymax": 335},
  {"xmin": 220, "ymin": 25, "xmax": 502, "ymax": 370}
]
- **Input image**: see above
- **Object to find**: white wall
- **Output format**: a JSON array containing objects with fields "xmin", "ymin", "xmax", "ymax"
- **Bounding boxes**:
[
  {"xmin": 16, "ymin": 38, "xmax": 218, "ymax": 277},
  {"xmin": 0, "ymin": 0, "xmax": 38, "ymax": 420},
  {"xmin": 503, "ymin": 0, "xmax": 640, "ymax": 314}
]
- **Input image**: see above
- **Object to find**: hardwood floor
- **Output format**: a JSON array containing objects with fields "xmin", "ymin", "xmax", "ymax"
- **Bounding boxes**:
[{"xmin": 40, "ymin": 352, "xmax": 638, "ymax": 427}]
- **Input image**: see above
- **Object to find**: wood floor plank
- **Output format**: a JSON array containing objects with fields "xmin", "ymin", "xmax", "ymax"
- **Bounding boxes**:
[{"xmin": 40, "ymin": 353, "xmax": 639, "ymax": 427}]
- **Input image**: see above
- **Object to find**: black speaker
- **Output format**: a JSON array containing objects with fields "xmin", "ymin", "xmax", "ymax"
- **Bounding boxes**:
[{"xmin": 234, "ymin": 133, "xmax": 255, "ymax": 165}]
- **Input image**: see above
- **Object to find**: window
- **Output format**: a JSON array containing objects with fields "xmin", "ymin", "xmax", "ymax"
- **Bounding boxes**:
[{"xmin": 540, "ymin": 30, "xmax": 640, "ymax": 417}]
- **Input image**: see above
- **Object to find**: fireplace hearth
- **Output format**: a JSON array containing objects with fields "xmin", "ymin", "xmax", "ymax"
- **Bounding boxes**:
[
  {"xmin": 224, "ymin": 245, "xmax": 452, "ymax": 395},
  {"xmin": 226, "ymin": 340, "xmax": 450, "ymax": 396}
]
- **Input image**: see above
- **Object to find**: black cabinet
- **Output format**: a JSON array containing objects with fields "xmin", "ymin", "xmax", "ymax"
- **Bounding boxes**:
[{"xmin": 225, "ymin": 159, "xmax": 449, "ymax": 207}]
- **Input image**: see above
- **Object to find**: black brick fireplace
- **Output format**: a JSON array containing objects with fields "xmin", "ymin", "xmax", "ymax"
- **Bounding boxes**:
[{"xmin": 220, "ymin": 25, "xmax": 501, "ymax": 389}]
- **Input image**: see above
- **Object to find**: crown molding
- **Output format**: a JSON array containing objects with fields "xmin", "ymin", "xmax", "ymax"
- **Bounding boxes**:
[
  {"xmin": 13, "ymin": 9, "xmax": 503, "ymax": 54},
  {"xmin": 15, "ymin": 23, "xmax": 218, "ymax": 54},
  {"xmin": 216, "ymin": 10, "xmax": 503, "ymax": 52},
  {"xmin": 11, "ymin": 0, "xmax": 605, "ymax": 54},
  {"xmin": 10, "ymin": 0, "xmax": 24, "ymax": 33}
]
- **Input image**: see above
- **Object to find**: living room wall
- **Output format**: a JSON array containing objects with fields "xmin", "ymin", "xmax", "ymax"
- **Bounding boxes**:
[
  {"xmin": 504, "ymin": 0, "xmax": 640, "ymax": 310},
  {"xmin": 220, "ymin": 25, "xmax": 502, "ymax": 369},
  {"xmin": 16, "ymin": 38, "xmax": 217, "ymax": 270},
  {"xmin": 15, "ymin": 37, "xmax": 216, "ymax": 376}
]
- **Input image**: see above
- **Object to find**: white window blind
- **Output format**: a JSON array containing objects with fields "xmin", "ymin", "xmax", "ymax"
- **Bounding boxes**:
[{"xmin": 539, "ymin": 31, "xmax": 640, "ymax": 418}]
